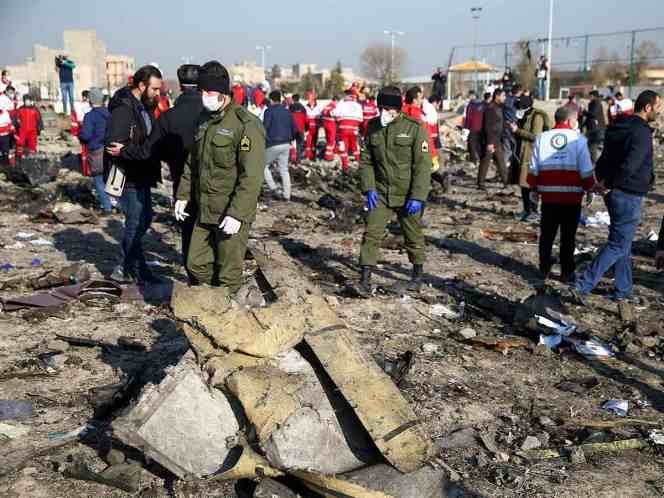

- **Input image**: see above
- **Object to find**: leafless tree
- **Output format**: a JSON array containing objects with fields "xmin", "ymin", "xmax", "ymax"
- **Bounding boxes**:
[{"xmin": 360, "ymin": 42, "xmax": 407, "ymax": 85}]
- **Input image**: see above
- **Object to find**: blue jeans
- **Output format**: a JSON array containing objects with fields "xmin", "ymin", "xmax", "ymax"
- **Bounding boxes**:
[
  {"xmin": 119, "ymin": 187, "xmax": 153, "ymax": 274},
  {"xmin": 576, "ymin": 189, "xmax": 643, "ymax": 300},
  {"xmin": 93, "ymin": 175, "xmax": 112, "ymax": 212},
  {"xmin": 60, "ymin": 82, "xmax": 75, "ymax": 114},
  {"xmin": 537, "ymin": 79, "xmax": 546, "ymax": 99}
]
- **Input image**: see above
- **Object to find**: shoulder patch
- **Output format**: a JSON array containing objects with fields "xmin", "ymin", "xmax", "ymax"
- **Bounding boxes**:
[
  {"xmin": 240, "ymin": 135, "xmax": 252, "ymax": 152},
  {"xmin": 421, "ymin": 140, "xmax": 429, "ymax": 153}
]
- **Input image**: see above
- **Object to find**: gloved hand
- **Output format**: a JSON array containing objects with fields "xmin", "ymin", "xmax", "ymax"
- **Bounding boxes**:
[
  {"xmin": 365, "ymin": 190, "xmax": 379, "ymax": 211},
  {"xmin": 529, "ymin": 191, "xmax": 540, "ymax": 205},
  {"xmin": 219, "ymin": 215, "xmax": 242, "ymax": 235},
  {"xmin": 431, "ymin": 155, "xmax": 440, "ymax": 173},
  {"xmin": 404, "ymin": 199, "xmax": 424, "ymax": 215},
  {"xmin": 174, "ymin": 200, "xmax": 189, "ymax": 222}
]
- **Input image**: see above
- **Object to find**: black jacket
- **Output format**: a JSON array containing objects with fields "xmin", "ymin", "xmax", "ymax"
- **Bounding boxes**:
[
  {"xmin": 482, "ymin": 102, "xmax": 504, "ymax": 147},
  {"xmin": 117, "ymin": 88, "xmax": 205, "ymax": 196},
  {"xmin": 583, "ymin": 99, "xmax": 606, "ymax": 143},
  {"xmin": 596, "ymin": 114, "xmax": 654, "ymax": 196},
  {"xmin": 105, "ymin": 87, "xmax": 161, "ymax": 188},
  {"xmin": 263, "ymin": 104, "xmax": 298, "ymax": 148}
]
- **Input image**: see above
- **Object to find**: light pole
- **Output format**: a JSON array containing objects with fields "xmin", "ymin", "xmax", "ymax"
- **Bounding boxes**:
[
  {"xmin": 256, "ymin": 45, "xmax": 271, "ymax": 74},
  {"xmin": 383, "ymin": 30, "xmax": 404, "ymax": 83},
  {"xmin": 545, "ymin": 0, "xmax": 554, "ymax": 100},
  {"xmin": 471, "ymin": 7, "xmax": 482, "ymax": 93}
]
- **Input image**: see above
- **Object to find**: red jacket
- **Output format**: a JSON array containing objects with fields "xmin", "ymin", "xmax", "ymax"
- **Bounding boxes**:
[
  {"xmin": 289, "ymin": 103, "xmax": 307, "ymax": 133},
  {"xmin": 402, "ymin": 103, "xmax": 437, "ymax": 160},
  {"xmin": 362, "ymin": 100, "xmax": 378, "ymax": 123},
  {"xmin": 321, "ymin": 101, "xmax": 337, "ymax": 122},
  {"xmin": 232, "ymin": 84, "xmax": 246, "ymax": 106},
  {"xmin": 464, "ymin": 100, "xmax": 485, "ymax": 132},
  {"xmin": 17, "ymin": 106, "xmax": 43, "ymax": 134},
  {"xmin": 0, "ymin": 109, "xmax": 15, "ymax": 136},
  {"xmin": 254, "ymin": 88, "xmax": 265, "ymax": 108}
]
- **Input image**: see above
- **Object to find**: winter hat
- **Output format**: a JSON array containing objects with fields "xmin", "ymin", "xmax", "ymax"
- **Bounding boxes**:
[
  {"xmin": 198, "ymin": 61, "xmax": 231, "ymax": 95},
  {"xmin": 377, "ymin": 86, "xmax": 403, "ymax": 110},
  {"xmin": 177, "ymin": 64, "xmax": 200, "ymax": 86},
  {"xmin": 89, "ymin": 87, "xmax": 104, "ymax": 106}
]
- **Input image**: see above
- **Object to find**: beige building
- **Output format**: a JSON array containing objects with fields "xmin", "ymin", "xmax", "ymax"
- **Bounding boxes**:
[
  {"xmin": 106, "ymin": 54, "xmax": 136, "ymax": 92},
  {"xmin": 229, "ymin": 61, "xmax": 266, "ymax": 85},
  {"xmin": 6, "ymin": 30, "xmax": 133, "ymax": 105}
]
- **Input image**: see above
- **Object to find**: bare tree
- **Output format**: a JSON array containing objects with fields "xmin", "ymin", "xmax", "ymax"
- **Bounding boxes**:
[
  {"xmin": 513, "ymin": 39, "xmax": 536, "ymax": 91},
  {"xmin": 590, "ymin": 47, "xmax": 628, "ymax": 87},
  {"xmin": 634, "ymin": 40, "xmax": 662, "ymax": 83},
  {"xmin": 360, "ymin": 42, "xmax": 407, "ymax": 85}
]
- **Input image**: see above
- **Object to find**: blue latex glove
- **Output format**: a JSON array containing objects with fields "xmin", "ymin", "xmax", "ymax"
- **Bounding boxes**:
[
  {"xmin": 405, "ymin": 199, "xmax": 424, "ymax": 215},
  {"xmin": 365, "ymin": 190, "xmax": 379, "ymax": 211}
]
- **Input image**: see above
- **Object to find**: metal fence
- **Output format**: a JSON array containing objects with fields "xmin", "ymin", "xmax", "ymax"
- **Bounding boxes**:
[{"xmin": 448, "ymin": 27, "xmax": 664, "ymax": 98}]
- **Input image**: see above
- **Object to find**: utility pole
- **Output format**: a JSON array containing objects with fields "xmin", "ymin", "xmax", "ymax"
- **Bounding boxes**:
[
  {"xmin": 256, "ymin": 45, "xmax": 271, "ymax": 75},
  {"xmin": 383, "ymin": 30, "xmax": 405, "ymax": 83},
  {"xmin": 628, "ymin": 30, "xmax": 637, "ymax": 99},
  {"xmin": 471, "ymin": 7, "xmax": 482, "ymax": 93},
  {"xmin": 545, "ymin": 0, "xmax": 554, "ymax": 100},
  {"xmin": 583, "ymin": 35, "xmax": 590, "ymax": 73}
]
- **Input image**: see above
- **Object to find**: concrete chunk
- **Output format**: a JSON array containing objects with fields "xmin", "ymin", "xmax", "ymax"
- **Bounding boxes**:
[
  {"xmin": 296, "ymin": 464, "xmax": 445, "ymax": 498},
  {"xmin": 112, "ymin": 351, "xmax": 240, "ymax": 479},
  {"xmin": 253, "ymin": 478, "xmax": 299, "ymax": 498}
]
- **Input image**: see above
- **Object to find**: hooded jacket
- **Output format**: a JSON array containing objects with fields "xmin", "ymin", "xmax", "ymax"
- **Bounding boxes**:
[
  {"xmin": 105, "ymin": 87, "xmax": 161, "ymax": 188},
  {"xmin": 80, "ymin": 107, "xmax": 110, "ymax": 152},
  {"xmin": 595, "ymin": 114, "xmax": 654, "ymax": 195}
]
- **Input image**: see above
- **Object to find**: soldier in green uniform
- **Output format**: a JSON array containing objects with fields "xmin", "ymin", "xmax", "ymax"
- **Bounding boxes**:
[
  {"xmin": 359, "ymin": 86, "xmax": 432, "ymax": 294},
  {"xmin": 175, "ymin": 61, "xmax": 265, "ymax": 292}
]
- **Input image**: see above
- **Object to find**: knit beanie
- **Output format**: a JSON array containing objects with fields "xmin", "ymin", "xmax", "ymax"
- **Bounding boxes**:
[
  {"xmin": 89, "ymin": 87, "xmax": 104, "ymax": 106},
  {"xmin": 198, "ymin": 61, "xmax": 231, "ymax": 95}
]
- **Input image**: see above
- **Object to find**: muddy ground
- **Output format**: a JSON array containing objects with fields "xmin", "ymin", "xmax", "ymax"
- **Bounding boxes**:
[{"xmin": 1, "ymin": 129, "xmax": 664, "ymax": 498}]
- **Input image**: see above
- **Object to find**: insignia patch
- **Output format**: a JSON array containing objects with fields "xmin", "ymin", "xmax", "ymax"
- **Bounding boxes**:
[
  {"xmin": 421, "ymin": 140, "xmax": 429, "ymax": 153},
  {"xmin": 550, "ymin": 133, "xmax": 568, "ymax": 150},
  {"xmin": 397, "ymin": 133, "xmax": 411, "ymax": 138},
  {"xmin": 240, "ymin": 135, "xmax": 252, "ymax": 152},
  {"xmin": 216, "ymin": 128, "xmax": 233, "ymax": 137}
]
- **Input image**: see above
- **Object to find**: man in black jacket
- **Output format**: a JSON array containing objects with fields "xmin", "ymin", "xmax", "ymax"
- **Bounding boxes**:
[
  {"xmin": 570, "ymin": 90, "xmax": 661, "ymax": 309},
  {"xmin": 263, "ymin": 90, "xmax": 298, "ymax": 201},
  {"xmin": 105, "ymin": 65, "xmax": 163, "ymax": 284},
  {"xmin": 107, "ymin": 64, "xmax": 204, "ymax": 277},
  {"xmin": 478, "ymin": 88, "xmax": 508, "ymax": 190},
  {"xmin": 583, "ymin": 90, "xmax": 607, "ymax": 164}
]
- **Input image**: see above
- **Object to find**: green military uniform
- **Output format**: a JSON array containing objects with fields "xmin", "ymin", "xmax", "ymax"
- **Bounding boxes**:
[
  {"xmin": 177, "ymin": 103, "xmax": 265, "ymax": 291},
  {"xmin": 359, "ymin": 114, "xmax": 432, "ymax": 267}
]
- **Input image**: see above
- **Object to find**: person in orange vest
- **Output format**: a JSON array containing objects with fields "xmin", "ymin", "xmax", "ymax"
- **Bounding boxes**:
[
  {"xmin": 15, "ymin": 95, "xmax": 43, "ymax": 158},
  {"xmin": 304, "ymin": 91, "xmax": 321, "ymax": 160},
  {"xmin": 359, "ymin": 91, "xmax": 378, "ymax": 138},
  {"xmin": 332, "ymin": 89, "xmax": 363, "ymax": 171},
  {"xmin": 321, "ymin": 96, "xmax": 338, "ymax": 161}
]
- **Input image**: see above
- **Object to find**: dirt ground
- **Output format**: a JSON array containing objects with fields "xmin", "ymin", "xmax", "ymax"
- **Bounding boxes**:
[{"xmin": 1, "ymin": 128, "xmax": 664, "ymax": 498}]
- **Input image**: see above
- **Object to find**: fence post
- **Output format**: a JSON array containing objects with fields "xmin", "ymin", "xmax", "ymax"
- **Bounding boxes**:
[
  {"xmin": 504, "ymin": 43, "xmax": 509, "ymax": 69},
  {"xmin": 628, "ymin": 30, "xmax": 637, "ymax": 99},
  {"xmin": 583, "ymin": 35, "xmax": 590, "ymax": 72}
]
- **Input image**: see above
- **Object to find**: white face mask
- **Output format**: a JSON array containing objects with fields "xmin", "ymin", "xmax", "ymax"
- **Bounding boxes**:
[
  {"xmin": 380, "ymin": 109, "xmax": 396, "ymax": 127},
  {"xmin": 202, "ymin": 94, "xmax": 223, "ymax": 112}
]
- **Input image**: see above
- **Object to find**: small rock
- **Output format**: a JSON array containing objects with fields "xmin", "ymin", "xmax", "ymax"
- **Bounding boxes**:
[
  {"xmin": 422, "ymin": 343, "xmax": 440, "ymax": 354},
  {"xmin": 639, "ymin": 336, "xmax": 659, "ymax": 349},
  {"xmin": 112, "ymin": 303, "xmax": 134, "ymax": 315},
  {"xmin": 458, "ymin": 327, "xmax": 477, "ymax": 339},
  {"xmin": 538, "ymin": 416, "xmax": 556, "ymax": 427},
  {"xmin": 495, "ymin": 452, "xmax": 510, "ymax": 463},
  {"xmin": 520, "ymin": 436, "xmax": 541, "ymax": 451},
  {"xmin": 105, "ymin": 448, "xmax": 126, "ymax": 466},
  {"xmin": 533, "ymin": 344, "xmax": 553, "ymax": 357},
  {"xmin": 324, "ymin": 295, "xmax": 339, "ymax": 308},
  {"xmin": 569, "ymin": 446, "xmax": 586, "ymax": 464},
  {"xmin": 46, "ymin": 339, "xmax": 70, "ymax": 352}
]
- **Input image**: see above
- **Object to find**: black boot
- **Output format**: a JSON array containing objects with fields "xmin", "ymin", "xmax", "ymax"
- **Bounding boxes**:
[
  {"xmin": 407, "ymin": 264, "xmax": 424, "ymax": 292},
  {"xmin": 359, "ymin": 266, "xmax": 373, "ymax": 296}
]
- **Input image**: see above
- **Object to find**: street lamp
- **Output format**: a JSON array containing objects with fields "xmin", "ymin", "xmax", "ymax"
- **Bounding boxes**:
[
  {"xmin": 256, "ymin": 45, "xmax": 272, "ymax": 71},
  {"xmin": 545, "ymin": 0, "xmax": 554, "ymax": 100},
  {"xmin": 383, "ymin": 30, "xmax": 404, "ymax": 83},
  {"xmin": 471, "ymin": 6, "xmax": 482, "ymax": 93}
]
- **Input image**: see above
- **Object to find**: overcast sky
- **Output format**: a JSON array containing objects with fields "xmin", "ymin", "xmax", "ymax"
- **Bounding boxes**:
[{"xmin": 1, "ymin": 0, "xmax": 662, "ymax": 79}]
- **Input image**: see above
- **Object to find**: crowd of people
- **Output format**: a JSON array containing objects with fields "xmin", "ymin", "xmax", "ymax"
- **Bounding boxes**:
[{"xmin": 0, "ymin": 58, "xmax": 661, "ymax": 319}]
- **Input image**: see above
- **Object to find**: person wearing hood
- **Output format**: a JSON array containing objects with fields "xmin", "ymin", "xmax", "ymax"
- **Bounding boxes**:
[
  {"xmin": 512, "ymin": 94, "xmax": 550, "ymax": 221},
  {"xmin": 15, "ymin": 94, "xmax": 43, "ymax": 158},
  {"xmin": 105, "ymin": 65, "xmax": 163, "ymax": 284},
  {"xmin": 358, "ymin": 86, "xmax": 432, "ymax": 295},
  {"xmin": 175, "ymin": 61, "xmax": 265, "ymax": 292},
  {"xmin": 569, "ymin": 90, "xmax": 661, "ymax": 314},
  {"xmin": 80, "ymin": 88, "xmax": 112, "ymax": 215}
]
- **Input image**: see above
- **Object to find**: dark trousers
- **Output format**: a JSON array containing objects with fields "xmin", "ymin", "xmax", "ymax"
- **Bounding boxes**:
[
  {"xmin": 521, "ymin": 187, "xmax": 537, "ymax": 214},
  {"xmin": 468, "ymin": 131, "xmax": 482, "ymax": 163},
  {"xmin": 119, "ymin": 187, "xmax": 153, "ymax": 275},
  {"xmin": 539, "ymin": 202, "xmax": 582, "ymax": 278},
  {"xmin": 478, "ymin": 144, "xmax": 508, "ymax": 187}
]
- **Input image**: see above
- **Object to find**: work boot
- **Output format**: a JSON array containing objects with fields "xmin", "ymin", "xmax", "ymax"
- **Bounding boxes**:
[
  {"xmin": 566, "ymin": 287, "xmax": 588, "ymax": 307},
  {"xmin": 358, "ymin": 266, "xmax": 373, "ymax": 297},
  {"xmin": 407, "ymin": 264, "xmax": 424, "ymax": 292}
]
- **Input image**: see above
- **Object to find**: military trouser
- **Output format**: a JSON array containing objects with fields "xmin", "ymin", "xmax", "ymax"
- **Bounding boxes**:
[
  {"xmin": 360, "ymin": 198, "xmax": 425, "ymax": 267},
  {"xmin": 187, "ymin": 218, "xmax": 251, "ymax": 292}
]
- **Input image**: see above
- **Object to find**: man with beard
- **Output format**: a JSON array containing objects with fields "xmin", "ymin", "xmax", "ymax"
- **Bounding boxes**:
[{"xmin": 106, "ymin": 65, "xmax": 163, "ymax": 284}]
